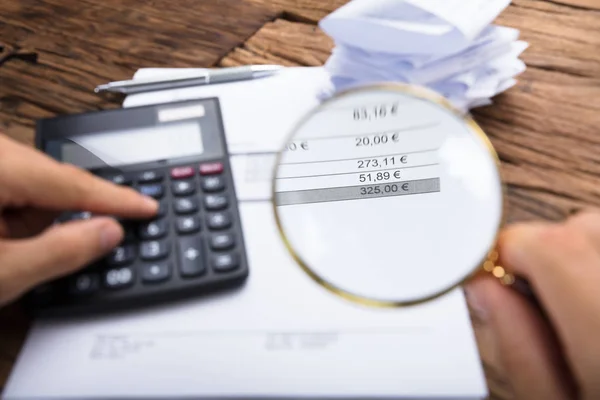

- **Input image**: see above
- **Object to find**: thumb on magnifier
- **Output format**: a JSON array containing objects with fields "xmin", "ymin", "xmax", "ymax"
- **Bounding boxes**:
[{"xmin": 464, "ymin": 274, "xmax": 576, "ymax": 400}]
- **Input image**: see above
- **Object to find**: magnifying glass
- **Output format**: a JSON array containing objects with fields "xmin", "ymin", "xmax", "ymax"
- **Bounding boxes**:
[{"xmin": 272, "ymin": 84, "xmax": 511, "ymax": 307}]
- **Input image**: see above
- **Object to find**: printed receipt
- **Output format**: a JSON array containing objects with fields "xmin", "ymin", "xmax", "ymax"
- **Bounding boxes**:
[{"xmin": 274, "ymin": 99, "xmax": 445, "ymax": 207}]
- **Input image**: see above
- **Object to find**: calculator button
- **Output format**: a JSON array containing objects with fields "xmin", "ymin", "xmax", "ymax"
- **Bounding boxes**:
[
  {"xmin": 212, "ymin": 252, "xmax": 240, "ymax": 273},
  {"xmin": 106, "ymin": 174, "xmax": 132, "ymax": 185},
  {"xmin": 139, "ymin": 184, "xmax": 164, "ymax": 199},
  {"xmin": 140, "ymin": 240, "xmax": 169, "ymax": 261},
  {"xmin": 174, "ymin": 197, "xmax": 199, "ymax": 214},
  {"xmin": 107, "ymin": 245, "xmax": 135, "ymax": 267},
  {"xmin": 177, "ymin": 215, "xmax": 201, "ymax": 234},
  {"xmin": 202, "ymin": 176, "xmax": 225, "ymax": 192},
  {"xmin": 104, "ymin": 267, "xmax": 135, "ymax": 290},
  {"xmin": 69, "ymin": 273, "xmax": 99, "ymax": 296},
  {"xmin": 199, "ymin": 162, "xmax": 224, "ymax": 176},
  {"xmin": 178, "ymin": 235, "xmax": 206, "ymax": 277},
  {"xmin": 171, "ymin": 166, "xmax": 195, "ymax": 180},
  {"xmin": 157, "ymin": 199, "xmax": 168, "ymax": 218},
  {"xmin": 207, "ymin": 212, "xmax": 232, "ymax": 230},
  {"xmin": 210, "ymin": 233, "xmax": 235, "ymax": 251},
  {"xmin": 138, "ymin": 220, "xmax": 168, "ymax": 240},
  {"xmin": 204, "ymin": 194, "xmax": 228, "ymax": 211},
  {"xmin": 141, "ymin": 263, "xmax": 171, "ymax": 284},
  {"xmin": 138, "ymin": 170, "xmax": 163, "ymax": 183},
  {"xmin": 172, "ymin": 180, "xmax": 196, "ymax": 196}
]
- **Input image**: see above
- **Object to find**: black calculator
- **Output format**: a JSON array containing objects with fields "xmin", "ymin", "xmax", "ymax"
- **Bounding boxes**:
[{"xmin": 27, "ymin": 98, "xmax": 249, "ymax": 315}]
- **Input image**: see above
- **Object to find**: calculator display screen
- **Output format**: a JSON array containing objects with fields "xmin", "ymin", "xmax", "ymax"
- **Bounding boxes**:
[{"xmin": 50, "ymin": 121, "xmax": 204, "ymax": 169}]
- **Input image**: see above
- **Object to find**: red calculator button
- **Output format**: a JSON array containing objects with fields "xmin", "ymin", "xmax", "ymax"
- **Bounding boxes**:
[
  {"xmin": 171, "ymin": 166, "xmax": 194, "ymax": 179},
  {"xmin": 199, "ymin": 162, "xmax": 224, "ymax": 176}
]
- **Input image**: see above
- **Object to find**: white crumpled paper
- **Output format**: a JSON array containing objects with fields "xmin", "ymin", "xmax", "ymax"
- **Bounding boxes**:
[{"xmin": 319, "ymin": 0, "xmax": 527, "ymax": 113}]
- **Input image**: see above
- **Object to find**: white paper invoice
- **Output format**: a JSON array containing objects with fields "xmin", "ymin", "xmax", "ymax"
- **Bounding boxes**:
[{"xmin": 3, "ymin": 67, "xmax": 487, "ymax": 399}]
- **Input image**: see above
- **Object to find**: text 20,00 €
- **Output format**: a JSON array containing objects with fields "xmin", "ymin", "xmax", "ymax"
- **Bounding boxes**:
[{"xmin": 355, "ymin": 133, "xmax": 401, "ymax": 147}]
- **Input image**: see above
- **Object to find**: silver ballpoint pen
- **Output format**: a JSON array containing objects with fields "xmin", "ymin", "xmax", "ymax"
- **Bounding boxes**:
[{"xmin": 94, "ymin": 65, "xmax": 283, "ymax": 94}]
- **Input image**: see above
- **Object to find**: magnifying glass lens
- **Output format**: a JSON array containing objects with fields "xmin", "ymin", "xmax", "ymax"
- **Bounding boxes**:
[{"xmin": 273, "ymin": 86, "xmax": 503, "ymax": 305}]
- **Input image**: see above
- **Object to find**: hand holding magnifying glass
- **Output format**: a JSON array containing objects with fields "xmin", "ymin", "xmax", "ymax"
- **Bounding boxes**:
[{"xmin": 270, "ymin": 84, "xmax": 600, "ymax": 399}]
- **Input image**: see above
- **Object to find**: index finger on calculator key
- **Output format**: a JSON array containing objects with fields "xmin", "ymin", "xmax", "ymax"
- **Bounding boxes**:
[
  {"xmin": 0, "ymin": 141, "xmax": 158, "ymax": 218},
  {"xmin": 36, "ymin": 163, "xmax": 159, "ymax": 218}
]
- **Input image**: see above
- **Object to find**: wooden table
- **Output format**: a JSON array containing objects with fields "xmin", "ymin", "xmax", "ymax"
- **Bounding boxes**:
[{"xmin": 1, "ymin": 0, "xmax": 599, "ymax": 397}]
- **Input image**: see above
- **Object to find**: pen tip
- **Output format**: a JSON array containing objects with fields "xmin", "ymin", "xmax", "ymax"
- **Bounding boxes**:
[{"xmin": 94, "ymin": 84, "xmax": 110, "ymax": 93}]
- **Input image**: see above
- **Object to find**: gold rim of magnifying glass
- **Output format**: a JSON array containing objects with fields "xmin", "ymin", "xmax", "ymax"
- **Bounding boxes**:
[{"xmin": 270, "ymin": 82, "xmax": 510, "ymax": 308}]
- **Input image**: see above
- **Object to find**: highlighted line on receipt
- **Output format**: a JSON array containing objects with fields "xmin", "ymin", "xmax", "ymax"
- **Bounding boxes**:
[{"xmin": 275, "ymin": 178, "xmax": 440, "ymax": 206}]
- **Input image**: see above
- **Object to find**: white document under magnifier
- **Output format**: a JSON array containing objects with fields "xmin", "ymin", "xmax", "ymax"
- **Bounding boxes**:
[{"xmin": 3, "ymin": 67, "xmax": 487, "ymax": 399}]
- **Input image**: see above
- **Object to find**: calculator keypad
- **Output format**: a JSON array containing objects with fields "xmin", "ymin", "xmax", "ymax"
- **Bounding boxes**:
[{"xmin": 29, "ymin": 159, "xmax": 248, "ymax": 314}]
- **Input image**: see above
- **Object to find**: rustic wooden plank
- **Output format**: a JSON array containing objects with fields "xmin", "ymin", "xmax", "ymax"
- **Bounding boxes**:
[
  {"xmin": 497, "ymin": 0, "xmax": 600, "ymax": 78},
  {"xmin": 0, "ymin": 0, "xmax": 279, "ymax": 141},
  {"xmin": 245, "ymin": 0, "xmax": 348, "ymax": 22},
  {"xmin": 550, "ymin": 0, "xmax": 600, "ymax": 10},
  {"xmin": 475, "ymin": 0, "xmax": 600, "ymax": 220},
  {"xmin": 248, "ymin": 0, "xmax": 600, "ymax": 23},
  {"xmin": 1, "ymin": 0, "xmax": 275, "ymax": 61},
  {"xmin": 220, "ymin": 19, "xmax": 334, "ymax": 67}
]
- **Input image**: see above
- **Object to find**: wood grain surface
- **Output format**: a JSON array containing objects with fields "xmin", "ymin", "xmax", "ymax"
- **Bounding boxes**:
[
  {"xmin": 0, "ymin": 0, "xmax": 279, "ymax": 140},
  {"xmin": 1, "ymin": 0, "xmax": 599, "ymax": 398}
]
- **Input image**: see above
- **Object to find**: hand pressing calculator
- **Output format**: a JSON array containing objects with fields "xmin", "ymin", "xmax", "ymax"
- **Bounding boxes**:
[{"xmin": 27, "ymin": 98, "xmax": 249, "ymax": 315}]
